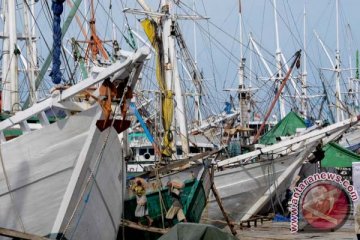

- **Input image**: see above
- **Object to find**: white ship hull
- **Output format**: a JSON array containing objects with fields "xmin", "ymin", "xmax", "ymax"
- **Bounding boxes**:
[
  {"xmin": 203, "ymin": 155, "xmax": 293, "ymax": 224},
  {"xmin": 0, "ymin": 105, "xmax": 123, "ymax": 239},
  {"xmin": 204, "ymin": 115, "xmax": 360, "ymax": 225}
]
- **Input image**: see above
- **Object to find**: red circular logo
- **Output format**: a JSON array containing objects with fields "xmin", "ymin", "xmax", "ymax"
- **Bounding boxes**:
[{"xmin": 300, "ymin": 182, "xmax": 350, "ymax": 230}]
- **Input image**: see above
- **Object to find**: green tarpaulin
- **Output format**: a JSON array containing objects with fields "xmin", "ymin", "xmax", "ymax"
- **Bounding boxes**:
[
  {"xmin": 259, "ymin": 111, "xmax": 306, "ymax": 145},
  {"xmin": 158, "ymin": 223, "xmax": 238, "ymax": 240},
  {"xmin": 321, "ymin": 142, "xmax": 360, "ymax": 168}
]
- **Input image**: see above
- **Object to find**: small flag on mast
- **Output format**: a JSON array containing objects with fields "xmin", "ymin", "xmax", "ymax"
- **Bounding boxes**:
[{"xmin": 239, "ymin": 0, "xmax": 242, "ymax": 13}]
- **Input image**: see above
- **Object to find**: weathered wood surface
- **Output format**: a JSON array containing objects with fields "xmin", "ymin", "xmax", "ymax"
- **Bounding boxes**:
[
  {"xmin": 0, "ymin": 227, "xmax": 50, "ymax": 240},
  {"xmin": 234, "ymin": 219, "xmax": 356, "ymax": 240},
  {"xmin": 120, "ymin": 219, "xmax": 169, "ymax": 234}
]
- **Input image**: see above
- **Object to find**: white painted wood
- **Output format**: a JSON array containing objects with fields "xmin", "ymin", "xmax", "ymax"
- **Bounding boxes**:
[
  {"xmin": 52, "ymin": 100, "xmax": 88, "ymax": 112},
  {"xmin": 0, "ymin": 47, "xmax": 149, "ymax": 240},
  {"xmin": 240, "ymin": 142, "xmax": 316, "ymax": 221},
  {"xmin": 8, "ymin": 0, "xmax": 19, "ymax": 112},
  {"xmin": 190, "ymin": 111, "xmax": 240, "ymax": 134},
  {"xmin": 50, "ymin": 106, "xmax": 102, "ymax": 234},
  {"xmin": 19, "ymin": 121, "xmax": 31, "ymax": 134},
  {"xmin": 1, "ymin": 1, "xmax": 10, "ymax": 112},
  {"xmin": 0, "ymin": 106, "xmax": 97, "ymax": 235},
  {"xmin": 0, "ymin": 98, "xmax": 52, "ymax": 133},
  {"xmin": 0, "ymin": 133, "xmax": 4, "ymax": 142},
  {"xmin": 0, "ymin": 47, "xmax": 150, "ymax": 132},
  {"xmin": 0, "ymin": 105, "xmax": 124, "ymax": 240},
  {"xmin": 60, "ymin": 127, "xmax": 123, "ymax": 240},
  {"xmin": 206, "ymin": 116, "xmax": 356, "ymax": 224},
  {"xmin": 217, "ymin": 115, "xmax": 360, "ymax": 167},
  {"xmin": 205, "ymin": 154, "xmax": 294, "ymax": 223},
  {"xmin": 37, "ymin": 112, "xmax": 49, "ymax": 126}
]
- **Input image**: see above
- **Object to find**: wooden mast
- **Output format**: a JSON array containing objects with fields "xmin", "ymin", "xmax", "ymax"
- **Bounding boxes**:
[{"xmin": 252, "ymin": 50, "xmax": 301, "ymax": 144}]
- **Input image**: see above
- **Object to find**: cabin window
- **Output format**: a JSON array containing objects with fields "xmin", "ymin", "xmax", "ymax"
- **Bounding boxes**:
[
  {"xmin": 139, "ymin": 148, "xmax": 147, "ymax": 155},
  {"xmin": 149, "ymin": 149, "xmax": 155, "ymax": 155},
  {"xmin": 190, "ymin": 147, "xmax": 200, "ymax": 154},
  {"xmin": 176, "ymin": 147, "xmax": 183, "ymax": 155}
]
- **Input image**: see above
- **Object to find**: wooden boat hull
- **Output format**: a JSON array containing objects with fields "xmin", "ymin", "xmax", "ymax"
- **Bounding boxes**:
[
  {"xmin": 203, "ymin": 154, "xmax": 296, "ymax": 225},
  {"xmin": 0, "ymin": 106, "xmax": 123, "ymax": 240},
  {"xmin": 121, "ymin": 164, "xmax": 212, "ymax": 239}
]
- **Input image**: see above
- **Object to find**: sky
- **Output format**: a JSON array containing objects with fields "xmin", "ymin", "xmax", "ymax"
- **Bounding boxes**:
[
  {"xmin": 186, "ymin": 0, "xmax": 360, "ymax": 121},
  {"xmin": 3, "ymin": 0, "xmax": 360, "ymax": 121},
  {"xmin": 121, "ymin": 0, "xmax": 360, "ymax": 121}
]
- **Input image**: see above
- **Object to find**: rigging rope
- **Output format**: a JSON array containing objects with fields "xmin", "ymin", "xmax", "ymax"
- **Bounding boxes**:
[{"xmin": 51, "ymin": 0, "xmax": 65, "ymax": 84}]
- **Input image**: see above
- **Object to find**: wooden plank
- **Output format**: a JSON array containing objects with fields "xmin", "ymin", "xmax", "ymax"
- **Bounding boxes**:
[
  {"xmin": 120, "ymin": 219, "xmax": 169, "ymax": 234},
  {"xmin": 0, "ymin": 227, "xmax": 50, "ymax": 240}
]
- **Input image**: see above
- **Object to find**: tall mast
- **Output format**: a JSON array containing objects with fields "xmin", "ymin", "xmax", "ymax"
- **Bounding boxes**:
[
  {"xmin": 84, "ymin": 0, "xmax": 89, "ymax": 34},
  {"xmin": 167, "ymin": 0, "xmax": 189, "ymax": 157},
  {"xmin": 1, "ymin": 0, "xmax": 10, "ymax": 112},
  {"xmin": 347, "ymin": 24, "xmax": 355, "ymax": 114},
  {"xmin": 356, "ymin": 50, "xmax": 359, "ymax": 109},
  {"xmin": 132, "ymin": 0, "xmax": 193, "ymax": 157},
  {"xmin": 30, "ymin": 0, "xmax": 38, "ymax": 100},
  {"xmin": 110, "ymin": 0, "xmax": 116, "ymax": 43},
  {"xmin": 23, "ymin": 0, "xmax": 38, "ymax": 105},
  {"xmin": 273, "ymin": 0, "xmax": 286, "ymax": 119},
  {"xmin": 238, "ymin": 0, "xmax": 248, "ymax": 127},
  {"xmin": 193, "ymin": 0, "xmax": 202, "ymax": 126},
  {"xmin": 193, "ymin": 0, "xmax": 198, "ymax": 65},
  {"xmin": 161, "ymin": 0, "xmax": 189, "ymax": 157},
  {"xmin": 335, "ymin": 0, "xmax": 344, "ymax": 122},
  {"xmin": 249, "ymin": 33, "xmax": 253, "ymax": 121},
  {"xmin": 301, "ymin": 1, "xmax": 308, "ymax": 117},
  {"xmin": 249, "ymin": 34, "xmax": 253, "ymax": 88},
  {"xmin": 8, "ymin": 0, "xmax": 20, "ymax": 112}
]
